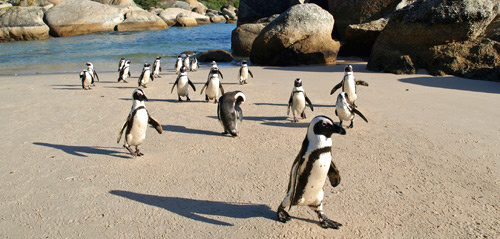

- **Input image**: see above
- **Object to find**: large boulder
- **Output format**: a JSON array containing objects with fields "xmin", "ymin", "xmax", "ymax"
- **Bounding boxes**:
[
  {"xmin": 367, "ymin": 0, "xmax": 500, "ymax": 81},
  {"xmin": 175, "ymin": 12, "xmax": 198, "ymax": 27},
  {"xmin": 159, "ymin": 8, "xmax": 210, "ymax": 26},
  {"xmin": 250, "ymin": 4, "xmax": 340, "ymax": 66},
  {"xmin": 185, "ymin": 0, "xmax": 207, "ymax": 13},
  {"xmin": 44, "ymin": 0, "xmax": 123, "ymax": 37},
  {"xmin": 238, "ymin": 0, "xmax": 296, "ymax": 25},
  {"xmin": 0, "ymin": 6, "xmax": 50, "ymax": 42},
  {"xmin": 198, "ymin": 49, "xmax": 234, "ymax": 62},
  {"xmin": 231, "ymin": 23, "xmax": 266, "ymax": 56},
  {"xmin": 339, "ymin": 17, "xmax": 388, "ymax": 56},
  {"xmin": 91, "ymin": 0, "xmax": 136, "ymax": 6},
  {"xmin": 116, "ymin": 7, "xmax": 168, "ymax": 31}
]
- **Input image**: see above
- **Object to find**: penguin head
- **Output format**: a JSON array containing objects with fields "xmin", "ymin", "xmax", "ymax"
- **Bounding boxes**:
[
  {"xmin": 337, "ymin": 92, "xmax": 347, "ymax": 104},
  {"xmin": 177, "ymin": 55, "xmax": 182, "ymax": 59},
  {"xmin": 211, "ymin": 61, "xmax": 217, "ymax": 67},
  {"xmin": 234, "ymin": 91, "xmax": 246, "ymax": 105},
  {"xmin": 309, "ymin": 115, "xmax": 346, "ymax": 140},
  {"xmin": 210, "ymin": 67, "xmax": 219, "ymax": 74},
  {"xmin": 180, "ymin": 66, "xmax": 187, "ymax": 73},
  {"xmin": 344, "ymin": 65, "xmax": 353, "ymax": 73},
  {"xmin": 156, "ymin": 56, "xmax": 161, "ymax": 59},
  {"xmin": 85, "ymin": 62, "xmax": 93, "ymax": 67},
  {"xmin": 132, "ymin": 89, "xmax": 148, "ymax": 102},
  {"xmin": 241, "ymin": 60, "xmax": 247, "ymax": 65},
  {"xmin": 144, "ymin": 63, "xmax": 150, "ymax": 67},
  {"xmin": 126, "ymin": 60, "xmax": 131, "ymax": 65},
  {"xmin": 294, "ymin": 78, "xmax": 303, "ymax": 87}
]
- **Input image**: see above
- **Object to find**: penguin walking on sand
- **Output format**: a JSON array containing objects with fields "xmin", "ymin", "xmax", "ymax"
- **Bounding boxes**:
[
  {"xmin": 152, "ymin": 56, "xmax": 162, "ymax": 78},
  {"xmin": 208, "ymin": 61, "xmax": 223, "ymax": 80},
  {"xmin": 287, "ymin": 78, "xmax": 314, "ymax": 122},
  {"xmin": 190, "ymin": 57, "xmax": 199, "ymax": 72},
  {"xmin": 217, "ymin": 91, "xmax": 245, "ymax": 137},
  {"xmin": 330, "ymin": 65, "xmax": 369, "ymax": 107},
  {"xmin": 118, "ymin": 57, "xmax": 125, "ymax": 72},
  {"xmin": 335, "ymin": 92, "xmax": 368, "ymax": 128},
  {"xmin": 171, "ymin": 66, "xmax": 196, "ymax": 101},
  {"xmin": 277, "ymin": 115, "xmax": 346, "ymax": 229},
  {"xmin": 117, "ymin": 89, "xmax": 162, "ymax": 157},
  {"xmin": 200, "ymin": 67, "xmax": 225, "ymax": 103},
  {"xmin": 118, "ymin": 60, "xmax": 131, "ymax": 83},
  {"xmin": 80, "ymin": 70, "xmax": 93, "ymax": 90},
  {"xmin": 238, "ymin": 60, "xmax": 253, "ymax": 85},
  {"xmin": 138, "ymin": 63, "xmax": 154, "ymax": 88},
  {"xmin": 175, "ymin": 55, "xmax": 182, "ymax": 74},
  {"xmin": 183, "ymin": 54, "xmax": 190, "ymax": 71},
  {"xmin": 86, "ymin": 62, "xmax": 99, "ymax": 85}
]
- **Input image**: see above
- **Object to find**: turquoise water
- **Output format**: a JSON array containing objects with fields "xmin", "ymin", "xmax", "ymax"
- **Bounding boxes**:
[{"xmin": 0, "ymin": 23, "xmax": 236, "ymax": 75}]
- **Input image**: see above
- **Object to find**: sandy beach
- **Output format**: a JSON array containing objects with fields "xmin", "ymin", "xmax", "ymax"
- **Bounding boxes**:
[{"xmin": 0, "ymin": 62, "xmax": 499, "ymax": 238}]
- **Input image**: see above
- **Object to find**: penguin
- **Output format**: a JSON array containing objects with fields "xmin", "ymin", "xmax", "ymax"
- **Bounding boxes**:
[
  {"xmin": 217, "ymin": 91, "xmax": 245, "ymax": 137},
  {"xmin": 287, "ymin": 78, "xmax": 314, "ymax": 122},
  {"xmin": 238, "ymin": 60, "xmax": 253, "ymax": 85},
  {"xmin": 175, "ymin": 55, "xmax": 182, "ymax": 74},
  {"xmin": 118, "ymin": 57, "xmax": 125, "ymax": 72},
  {"xmin": 118, "ymin": 60, "xmax": 131, "ymax": 83},
  {"xmin": 171, "ymin": 66, "xmax": 196, "ymax": 101},
  {"xmin": 190, "ymin": 57, "xmax": 199, "ymax": 72},
  {"xmin": 335, "ymin": 92, "xmax": 368, "ymax": 128},
  {"xmin": 277, "ymin": 115, "xmax": 346, "ymax": 229},
  {"xmin": 85, "ymin": 62, "xmax": 99, "ymax": 85},
  {"xmin": 200, "ymin": 67, "xmax": 225, "ymax": 103},
  {"xmin": 80, "ymin": 70, "xmax": 93, "ymax": 90},
  {"xmin": 138, "ymin": 63, "xmax": 154, "ymax": 88},
  {"xmin": 330, "ymin": 65, "xmax": 369, "ymax": 107},
  {"xmin": 183, "ymin": 54, "xmax": 190, "ymax": 71},
  {"xmin": 117, "ymin": 89, "xmax": 163, "ymax": 157},
  {"xmin": 152, "ymin": 56, "xmax": 162, "ymax": 78},
  {"xmin": 207, "ymin": 61, "xmax": 223, "ymax": 80}
]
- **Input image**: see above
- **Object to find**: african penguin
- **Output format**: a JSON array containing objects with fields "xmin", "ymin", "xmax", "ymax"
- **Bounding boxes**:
[
  {"xmin": 175, "ymin": 55, "xmax": 182, "ymax": 74},
  {"xmin": 85, "ymin": 62, "xmax": 99, "ymax": 85},
  {"xmin": 138, "ymin": 63, "xmax": 154, "ymax": 88},
  {"xmin": 118, "ymin": 60, "xmax": 131, "ymax": 83},
  {"xmin": 335, "ymin": 92, "xmax": 368, "ymax": 128},
  {"xmin": 200, "ymin": 67, "xmax": 225, "ymax": 103},
  {"xmin": 217, "ymin": 91, "xmax": 245, "ymax": 137},
  {"xmin": 118, "ymin": 57, "xmax": 125, "ymax": 72},
  {"xmin": 330, "ymin": 65, "xmax": 369, "ymax": 107},
  {"xmin": 152, "ymin": 56, "xmax": 162, "ymax": 78},
  {"xmin": 287, "ymin": 78, "xmax": 314, "ymax": 122},
  {"xmin": 208, "ymin": 61, "xmax": 223, "ymax": 79},
  {"xmin": 117, "ymin": 89, "xmax": 163, "ymax": 157},
  {"xmin": 80, "ymin": 70, "xmax": 93, "ymax": 90},
  {"xmin": 277, "ymin": 115, "xmax": 346, "ymax": 229},
  {"xmin": 171, "ymin": 66, "xmax": 196, "ymax": 101},
  {"xmin": 190, "ymin": 57, "xmax": 199, "ymax": 72},
  {"xmin": 183, "ymin": 54, "xmax": 190, "ymax": 71},
  {"xmin": 238, "ymin": 60, "xmax": 253, "ymax": 85}
]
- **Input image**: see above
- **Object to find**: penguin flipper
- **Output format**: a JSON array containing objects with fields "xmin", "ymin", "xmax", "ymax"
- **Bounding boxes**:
[
  {"xmin": 94, "ymin": 72, "xmax": 100, "ymax": 82},
  {"xmin": 148, "ymin": 115, "xmax": 163, "ymax": 134},
  {"xmin": 287, "ymin": 94, "xmax": 293, "ymax": 116},
  {"xmin": 239, "ymin": 67, "xmax": 242, "ymax": 77},
  {"xmin": 188, "ymin": 78, "xmax": 196, "ymax": 92},
  {"xmin": 219, "ymin": 83, "xmax": 225, "ymax": 95},
  {"xmin": 218, "ymin": 71, "xmax": 223, "ymax": 79},
  {"xmin": 352, "ymin": 108, "xmax": 368, "ymax": 123},
  {"xmin": 305, "ymin": 94, "xmax": 314, "ymax": 111},
  {"xmin": 356, "ymin": 80, "xmax": 369, "ymax": 87},
  {"xmin": 200, "ymin": 83, "xmax": 207, "ymax": 95},
  {"xmin": 117, "ymin": 117, "xmax": 129, "ymax": 143},
  {"xmin": 235, "ymin": 105, "xmax": 243, "ymax": 122},
  {"xmin": 328, "ymin": 161, "xmax": 341, "ymax": 187},
  {"xmin": 171, "ymin": 77, "xmax": 179, "ymax": 93},
  {"xmin": 330, "ymin": 82, "xmax": 342, "ymax": 95},
  {"xmin": 288, "ymin": 137, "xmax": 309, "ymax": 209},
  {"xmin": 249, "ymin": 70, "xmax": 253, "ymax": 78}
]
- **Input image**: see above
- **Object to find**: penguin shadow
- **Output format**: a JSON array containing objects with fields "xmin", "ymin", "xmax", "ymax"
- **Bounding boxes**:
[
  {"xmin": 104, "ymin": 85, "xmax": 139, "ymax": 89},
  {"xmin": 253, "ymin": 102, "xmax": 334, "ymax": 108},
  {"xmin": 162, "ymin": 124, "xmax": 222, "ymax": 136},
  {"xmin": 205, "ymin": 115, "xmax": 309, "ymax": 128},
  {"xmin": 33, "ymin": 142, "xmax": 129, "ymax": 159},
  {"xmin": 50, "ymin": 84, "xmax": 82, "ymax": 90},
  {"xmin": 109, "ymin": 190, "xmax": 275, "ymax": 226}
]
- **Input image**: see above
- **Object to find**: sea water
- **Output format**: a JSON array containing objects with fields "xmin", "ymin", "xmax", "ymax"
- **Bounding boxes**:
[{"xmin": 0, "ymin": 23, "xmax": 236, "ymax": 76}]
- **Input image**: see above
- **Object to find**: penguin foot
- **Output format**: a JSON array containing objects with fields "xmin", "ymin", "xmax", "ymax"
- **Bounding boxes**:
[
  {"xmin": 318, "ymin": 214, "xmax": 342, "ymax": 229},
  {"xmin": 186, "ymin": 96, "xmax": 191, "ymax": 101},
  {"xmin": 277, "ymin": 206, "xmax": 291, "ymax": 223},
  {"xmin": 178, "ymin": 96, "xmax": 183, "ymax": 102},
  {"xmin": 124, "ymin": 145, "xmax": 137, "ymax": 157},
  {"xmin": 292, "ymin": 117, "xmax": 298, "ymax": 123},
  {"xmin": 135, "ymin": 147, "xmax": 144, "ymax": 157},
  {"xmin": 348, "ymin": 121, "xmax": 354, "ymax": 128},
  {"xmin": 123, "ymin": 80, "xmax": 128, "ymax": 83}
]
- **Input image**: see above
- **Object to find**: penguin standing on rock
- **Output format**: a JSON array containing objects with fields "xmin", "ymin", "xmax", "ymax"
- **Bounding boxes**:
[
  {"xmin": 238, "ymin": 60, "xmax": 253, "ymax": 85},
  {"xmin": 175, "ymin": 55, "xmax": 182, "ymax": 74},
  {"xmin": 80, "ymin": 70, "xmax": 93, "ymax": 90},
  {"xmin": 86, "ymin": 62, "xmax": 99, "ymax": 85},
  {"xmin": 335, "ymin": 92, "xmax": 368, "ymax": 128},
  {"xmin": 287, "ymin": 78, "xmax": 314, "ymax": 122},
  {"xmin": 118, "ymin": 57, "xmax": 125, "ymax": 72},
  {"xmin": 217, "ymin": 91, "xmax": 245, "ymax": 137},
  {"xmin": 330, "ymin": 65, "xmax": 369, "ymax": 107},
  {"xmin": 277, "ymin": 115, "xmax": 346, "ymax": 229},
  {"xmin": 118, "ymin": 60, "xmax": 131, "ymax": 83},
  {"xmin": 171, "ymin": 66, "xmax": 196, "ymax": 101},
  {"xmin": 200, "ymin": 67, "xmax": 225, "ymax": 103},
  {"xmin": 117, "ymin": 89, "xmax": 162, "ymax": 157},
  {"xmin": 152, "ymin": 56, "xmax": 162, "ymax": 78},
  {"xmin": 138, "ymin": 63, "xmax": 154, "ymax": 88}
]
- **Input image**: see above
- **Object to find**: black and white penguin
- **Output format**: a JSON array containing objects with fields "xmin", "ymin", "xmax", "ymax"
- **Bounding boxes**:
[
  {"xmin": 80, "ymin": 70, "xmax": 93, "ymax": 90},
  {"xmin": 335, "ymin": 92, "xmax": 368, "ymax": 128},
  {"xmin": 118, "ymin": 57, "xmax": 125, "ymax": 72},
  {"xmin": 152, "ymin": 56, "xmax": 161, "ymax": 78},
  {"xmin": 330, "ymin": 65, "xmax": 369, "ymax": 107},
  {"xmin": 277, "ymin": 115, "xmax": 346, "ymax": 229},
  {"xmin": 217, "ymin": 91, "xmax": 245, "ymax": 137},
  {"xmin": 200, "ymin": 67, "xmax": 225, "ymax": 103},
  {"xmin": 190, "ymin": 57, "xmax": 199, "ymax": 72},
  {"xmin": 238, "ymin": 60, "xmax": 253, "ymax": 85},
  {"xmin": 171, "ymin": 66, "xmax": 196, "ymax": 101},
  {"xmin": 175, "ymin": 55, "xmax": 182, "ymax": 74},
  {"xmin": 207, "ymin": 61, "xmax": 223, "ymax": 79},
  {"xmin": 117, "ymin": 89, "xmax": 163, "ymax": 157},
  {"xmin": 85, "ymin": 62, "xmax": 99, "ymax": 85},
  {"xmin": 118, "ymin": 60, "xmax": 131, "ymax": 83},
  {"xmin": 287, "ymin": 78, "xmax": 314, "ymax": 122},
  {"xmin": 183, "ymin": 54, "xmax": 190, "ymax": 71},
  {"xmin": 138, "ymin": 63, "xmax": 154, "ymax": 88}
]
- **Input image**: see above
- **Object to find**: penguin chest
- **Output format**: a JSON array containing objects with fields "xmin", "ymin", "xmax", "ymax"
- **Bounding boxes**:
[
  {"xmin": 344, "ymin": 77, "xmax": 357, "ymax": 103},
  {"xmin": 292, "ymin": 93, "xmax": 306, "ymax": 113},
  {"xmin": 296, "ymin": 153, "xmax": 331, "ymax": 206},
  {"xmin": 141, "ymin": 71, "xmax": 151, "ymax": 84},
  {"xmin": 241, "ymin": 68, "xmax": 248, "ymax": 79},
  {"xmin": 206, "ymin": 78, "xmax": 220, "ymax": 99},
  {"xmin": 123, "ymin": 68, "xmax": 130, "ymax": 79},
  {"xmin": 126, "ymin": 109, "xmax": 148, "ymax": 146},
  {"xmin": 336, "ymin": 104, "xmax": 354, "ymax": 121},
  {"xmin": 177, "ymin": 77, "xmax": 189, "ymax": 96},
  {"xmin": 83, "ymin": 73, "xmax": 92, "ymax": 86}
]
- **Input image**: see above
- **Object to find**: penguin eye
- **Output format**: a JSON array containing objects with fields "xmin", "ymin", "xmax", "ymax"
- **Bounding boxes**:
[{"xmin": 322, "ymin": 120, "xmax": 332, "ymax": 127}]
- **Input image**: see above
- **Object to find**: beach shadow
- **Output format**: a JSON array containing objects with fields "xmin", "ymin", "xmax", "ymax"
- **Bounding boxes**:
[
  {"xmin": 162, "ymin": 124, "xmax": 221, "ymax": 136},
  {"xmin": 109, "ymin": 190, "xmax": 275, "ymax": 226},
  {"xmin": 254, "ymin": 102, "xmax": 333, "ymax": 108},
  {"xmin": 262, "ymin": 121, "xmax": 309, "ymax": 128},
  {"xmin": 205, "ymin": 116, "xmax": 309, "ymax": 128},
  {"xmin": 399, "ymin": 76, "xmax": 500, "ymax": 94},
  {"xmin": 104, "ymin": 86, "xmax": 138, "ymax": 89},
  {"xmin": 33, "ymin": 142, "xmax": 129, "ymax": 158},
  {"xmin": 262, "ymin": 62, "xmax": 369, "ymax": 73}
]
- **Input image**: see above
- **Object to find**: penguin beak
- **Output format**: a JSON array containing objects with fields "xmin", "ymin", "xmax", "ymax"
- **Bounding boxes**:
[{"xmin": 327, "ymin": 121, "xmax": 346, "ymax": 135}]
